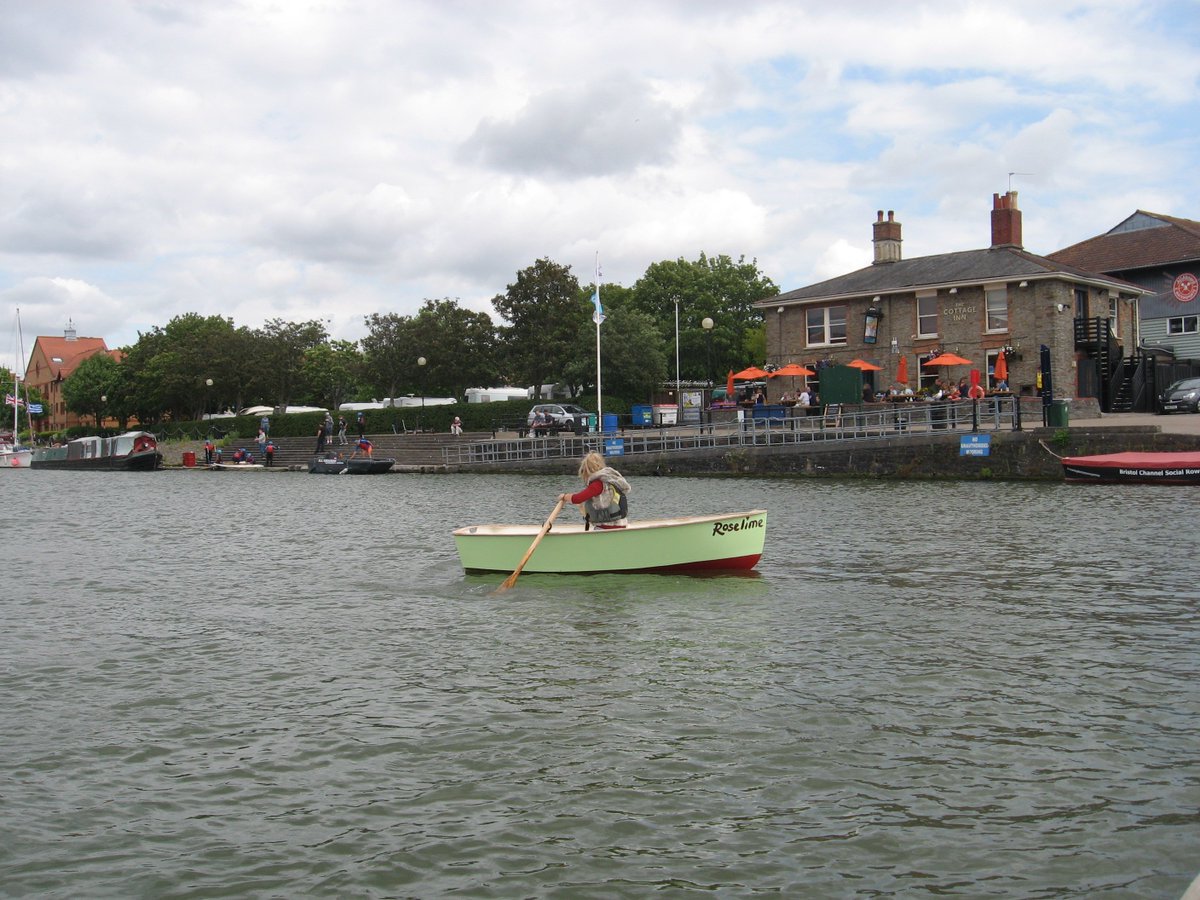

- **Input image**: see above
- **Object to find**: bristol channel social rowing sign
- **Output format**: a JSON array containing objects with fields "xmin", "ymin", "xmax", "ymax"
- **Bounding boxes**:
[{"xmin": 960, "ymin": 434, "xmax": 991, "ymax": 457}]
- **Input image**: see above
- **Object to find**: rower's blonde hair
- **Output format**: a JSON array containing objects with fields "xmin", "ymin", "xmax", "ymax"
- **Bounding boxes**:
[{"xmin": 577, "ymin": 451, "xmax": 605, "ymax": 479}]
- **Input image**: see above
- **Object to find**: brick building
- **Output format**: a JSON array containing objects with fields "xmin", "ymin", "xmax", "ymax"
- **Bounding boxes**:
[
  {"xmin": 24, "ymin": 323, "xmax": 115, "ymax": 433},
  {"xmin": 759, "ymin": 192, "xmax": 1145, "ymax": 407}
]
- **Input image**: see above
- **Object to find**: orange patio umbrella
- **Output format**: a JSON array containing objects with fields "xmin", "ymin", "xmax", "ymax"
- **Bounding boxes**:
[
  {"xmin": 895, "ymin": 355, "xmax": 909, "ymax": 384},
  {"xmin": 725, "ymin": 369, "xmax": 735, "ymax": 398},
  {"xmin": 732, "ymin": 366, "xmax": 770, "ymax": 380},
  {"xmin": 847, "ymin": 359, "xmax": 883, "ymax": 371},
  {"xmin": 993, "ymin": 351, "xmax": 1008, "ymax": 384},
  {"xmin": 769, "ymin": 363, "xmax": 816, "ymax": 377},
  {"xmin": 923, "ymin": 352, "xmax": 973, "ymax": 368}
]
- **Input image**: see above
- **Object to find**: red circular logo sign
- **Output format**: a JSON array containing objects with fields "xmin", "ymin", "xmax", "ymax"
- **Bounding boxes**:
[{"xmin": 1173, "ymin": 273, "xmax": 1198, "ymax": 303}]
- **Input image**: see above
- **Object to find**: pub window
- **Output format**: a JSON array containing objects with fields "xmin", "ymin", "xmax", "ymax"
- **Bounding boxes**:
[
  {"xmin": 985, "ymin": 287, "xmax": 1008, "ymax": 332},
  {"xmin": 917, "ymin": 352, "xmax": 940, "ymax": 394},
  {"xmin": 1109, "ymin": 297, "xmax": 1119, "ymax": 336},
  {"xmin": 805, "ymin": 305, "xmax": 848, "ymax": 346},
  {"xmin": 916, "ymin": 295, "xmax": 938, "ymax": 338},
  {"xmin": 1167, "ymin": 316, "xmax": 1199, "ymax": 335}
]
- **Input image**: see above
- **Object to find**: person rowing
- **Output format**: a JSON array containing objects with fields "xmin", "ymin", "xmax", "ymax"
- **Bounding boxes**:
[{"xmin": 558, "ymin": 451, "xmax": 631, "ymax": 530}]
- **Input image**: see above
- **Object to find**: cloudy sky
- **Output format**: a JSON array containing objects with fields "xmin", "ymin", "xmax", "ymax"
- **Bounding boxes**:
[{"xmin": 3, "ymin": 0, "xmax": 1199, "ymax": 372}]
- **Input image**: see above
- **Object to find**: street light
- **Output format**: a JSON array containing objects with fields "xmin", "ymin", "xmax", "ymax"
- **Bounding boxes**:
[
  {"xmin": 417, "ymin": 356, "xmax": 426, "ymax": 432},
  {"xmin": 674, "ymin": 296, "xmax": 681, "ymax": 426},
  {"xmin": 702, "ymin": 316, "xmax": 714, "ymax": 387},
  {"xmin": 99, "ymin": 394, "xmax": 106, "ymax": 429},
  {"xmin": 702, "ymin": 316, "xmax": 714, "ymax": 425},
  {"xmin": 205, "ymin": 378, "xmax": 213, "ymax": 419}
]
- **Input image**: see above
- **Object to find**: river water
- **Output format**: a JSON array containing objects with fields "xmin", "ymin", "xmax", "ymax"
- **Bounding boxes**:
[{"xmin": 3, "ymin": 470, "xmax": 1197, "ymax": 898}]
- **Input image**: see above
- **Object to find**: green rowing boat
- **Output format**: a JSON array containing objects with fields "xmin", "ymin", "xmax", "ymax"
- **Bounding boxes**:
[{"xmin": 454, "ymin": 509, "xmax": 767, "ymax": 575}]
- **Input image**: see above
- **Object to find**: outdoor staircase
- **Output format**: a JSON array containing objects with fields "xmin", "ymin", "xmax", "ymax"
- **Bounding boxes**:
[
  {"xmin": 1075, "ymin": 316, "xmax": 1126, "ymax": 413},
  {"xmin": 1108, "ymin": 359, "xmax": 1137, "ymax": 412}
]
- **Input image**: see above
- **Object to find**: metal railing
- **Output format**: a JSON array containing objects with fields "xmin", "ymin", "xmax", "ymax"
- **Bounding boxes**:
[{"xmin": 442, "ymin": 397, "xmax": 1021, "ymax": 466}]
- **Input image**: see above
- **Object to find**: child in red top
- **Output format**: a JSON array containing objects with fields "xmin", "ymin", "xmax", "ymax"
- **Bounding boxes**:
[{"xmin": 559, "ymin": 451, "xmax": 631, "ymax": 529}]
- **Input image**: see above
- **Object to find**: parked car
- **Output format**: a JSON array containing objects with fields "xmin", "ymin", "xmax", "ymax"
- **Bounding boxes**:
[
  {"xmin": 526, "ymin": 403, "xmax": 589, "ymax": 435},
  {"xmin": 1158, "ymin": 377, "xmax": 1200, "ymax": 414}
]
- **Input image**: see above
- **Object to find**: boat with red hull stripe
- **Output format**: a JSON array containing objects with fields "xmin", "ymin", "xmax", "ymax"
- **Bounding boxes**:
[
  {"xmin": 454, "ymin": 510, "xmax": 768, "ymax": 575},
  {"xmin": 1061, "ymin": 451, "xmax": 1200, "ymax": 484}
]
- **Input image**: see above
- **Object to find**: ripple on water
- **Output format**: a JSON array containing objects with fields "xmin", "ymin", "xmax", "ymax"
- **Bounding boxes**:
[{"xmin": 0, "ymin": 472, "xmax": 1197, "ymax": 897}]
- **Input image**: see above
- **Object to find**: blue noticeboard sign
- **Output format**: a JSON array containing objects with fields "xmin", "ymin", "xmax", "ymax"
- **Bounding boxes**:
[
  {"xmin": 960, "ymin": 434, "xmax": 991, "ymax": 456},
  {"xmin": 604, "ymin": 438, "xmax": 625, "ymax": 456}
]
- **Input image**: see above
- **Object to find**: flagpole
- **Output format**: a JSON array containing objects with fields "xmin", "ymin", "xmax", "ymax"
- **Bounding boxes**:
[{"xmin": 593, "ymin": 252, "xmax": 603, "ymax": 429}]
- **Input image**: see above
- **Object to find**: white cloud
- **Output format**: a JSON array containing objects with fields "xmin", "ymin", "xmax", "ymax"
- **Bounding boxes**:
[
  {"xmin": 461, "ymin": 74, "xmax": 683, "ymax": 178},
  {"xmin": 1, "ymin": 0, "xmax": 1198, "ymax": 374}
]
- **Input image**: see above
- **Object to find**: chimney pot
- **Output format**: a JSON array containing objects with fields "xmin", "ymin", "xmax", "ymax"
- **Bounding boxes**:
[
  {"xmin": 990, "ymin": 190, "xmax": 1023, "ymax": 249},
  {"xmin": 872, "ymin": 208, "xmax": 902, "ymax": 264}
]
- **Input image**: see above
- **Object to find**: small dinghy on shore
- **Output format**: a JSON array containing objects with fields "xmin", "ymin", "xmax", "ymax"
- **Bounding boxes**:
[
  {"xmin": 454, "ymin": 509, "xmax": 767, "ymax": 575},
  {"xmin": 309, "ymin": 455, "xmax": 348, "ymax": 474}
]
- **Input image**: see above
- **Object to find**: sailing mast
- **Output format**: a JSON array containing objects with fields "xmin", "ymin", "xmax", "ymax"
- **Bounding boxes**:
[
  {"xmin": 1, "ymin": 307, "xmax": 33, "ymax": 467},
  {"xmin": 12, "ymin": 308, "xmax": 23, "ymax": 444}
]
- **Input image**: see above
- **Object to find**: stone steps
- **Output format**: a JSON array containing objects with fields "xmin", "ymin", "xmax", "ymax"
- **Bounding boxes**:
[{"xmin": 223, "ymin": 433, "xmax": 488, "ymax": 469}]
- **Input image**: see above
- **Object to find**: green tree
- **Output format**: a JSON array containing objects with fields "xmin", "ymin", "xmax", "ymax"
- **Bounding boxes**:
[
  {"xmin": 255, "ymin": 318, "xmax": 329, "ymax": 409},
  {"xmin": 301, "ymin": 339, "xmax": 363, "ymax": 411},
  {"xmin": 492, "ymin": 258, "xmax": 585, "ymax": 398},
  {"xmin": 408, "ymin": 298, "xmax": 498, "ymax": 398},
  {"xmin": 563, "ymin": 302, "xmax": 668, "ymax": 403},
  {"xmin": 62, "ymin": 352, "xmax": 120, "ymax": 427},
  {"xmin": 630, "ymin": 253, "xmax": 778, "ymax": 380},
  {"xmin": 119, "ymin": 313, "xmax": 244, "ymax": 421},
  {"xmin": 215, "ymin": 325, "xmax": 269, "ymax": 414},
  {"xmin": 361, "ymin": 312, "xmax": 418, "ymax": 401}
]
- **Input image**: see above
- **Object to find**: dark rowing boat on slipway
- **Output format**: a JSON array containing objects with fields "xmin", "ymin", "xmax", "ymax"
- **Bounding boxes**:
[{"xmin": 308, "ymin": 455, "xmax": 395, "ymax": 474}]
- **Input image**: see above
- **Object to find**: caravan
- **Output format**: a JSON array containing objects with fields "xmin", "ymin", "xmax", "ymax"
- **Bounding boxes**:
[{"xmin": 466, "ymin": 387, "xmax": 531, "ymax": 404}]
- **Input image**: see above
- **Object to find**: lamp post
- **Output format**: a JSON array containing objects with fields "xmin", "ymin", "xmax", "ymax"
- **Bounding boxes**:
[
  {"xmin": 702, "ymin": 316, "xmax": 714, "ymax": 425},
  {"xmin": 417, "ymin": 356, "xmax": 426, "ymax": 432},
  {"xmin": 205, "ymin": 378, "xmax": 212, "ymax": 420},
  {"xmin": 674, "ymin": 296, "xmax": 681, "ymax": 426},
  {"xmin": 99, "ymin": 394, "xmax": 106, "ymax": 430},
  {"xmin": 701, "ymin": 317, "xmax": 714, "ymax": 387}
]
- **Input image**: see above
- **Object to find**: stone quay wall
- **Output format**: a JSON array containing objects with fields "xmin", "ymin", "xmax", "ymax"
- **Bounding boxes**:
[{"xmin": 464, "ymin": 426, "xmax": 1199, "ymax": 481}]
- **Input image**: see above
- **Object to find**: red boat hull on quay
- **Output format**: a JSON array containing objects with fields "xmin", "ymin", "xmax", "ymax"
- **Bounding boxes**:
[{"xmin": 1061, "ymin": 451, "xmax": 1200, "ymax": 484}]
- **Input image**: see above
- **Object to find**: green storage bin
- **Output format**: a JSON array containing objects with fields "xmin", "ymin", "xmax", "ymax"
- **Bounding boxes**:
[{"xmin": 1047, "ymin": 399, "xmax": 1070, "ymax": 427}]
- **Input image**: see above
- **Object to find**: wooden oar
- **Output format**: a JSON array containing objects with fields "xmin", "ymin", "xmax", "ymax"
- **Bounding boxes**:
[{"xmin": 494, "ymin": 497, "xmax": 566, "ymax": 593}]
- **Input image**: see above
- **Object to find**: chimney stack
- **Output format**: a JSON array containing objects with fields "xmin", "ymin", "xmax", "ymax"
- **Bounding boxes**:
[
  {"xmin": 872, "ymin": 210, "xmax": 902, "ymax": 264},
  {"xmin": 990, "ymin": 191, "xmax": 1023, "ymax": 249}
]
